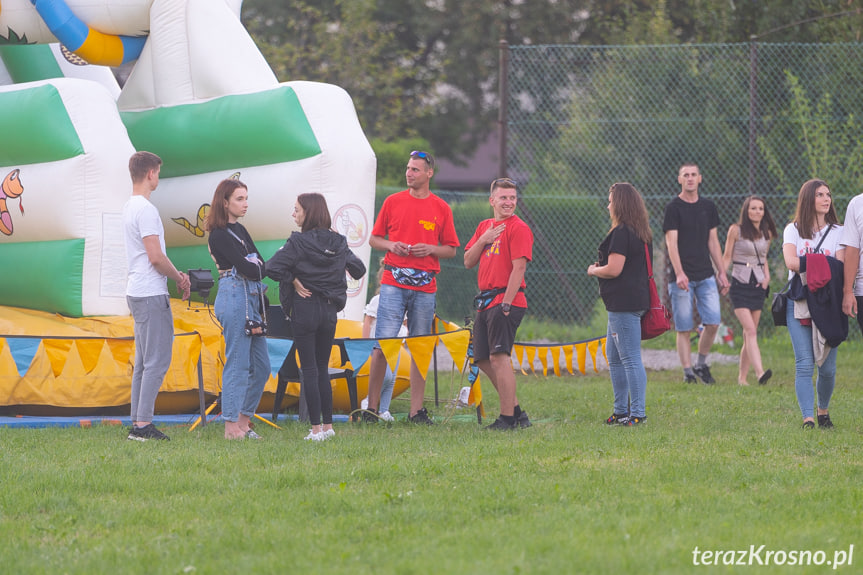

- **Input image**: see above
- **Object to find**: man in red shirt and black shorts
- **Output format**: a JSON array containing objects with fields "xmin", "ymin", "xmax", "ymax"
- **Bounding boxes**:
[
  {"xmin": 464, "ymin": 177, "xmax": 534, "ymax": 430},
  {"xmin": 366, "ymin": 151, "xmax": 460, "ymax": 424}
]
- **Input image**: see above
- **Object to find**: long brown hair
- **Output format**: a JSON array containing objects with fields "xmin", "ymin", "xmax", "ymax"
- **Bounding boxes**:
[
  {"xmin": 737, "ymin": 195, "xmax": 777, "ymax": 241},
  {"xmin": 793, "ymin": 179, "xmax": 839, "ymax": 239},
  {"xmin": 609, "ymin": 182, "xmax": 652, "ymax": 243},
  {"xmin": 205, "ymin": 179, "xmax": 247, "ymax": 231},
  {"xmin": 297, "ymin": 192, "xmax": 332, "ymax": 232}
]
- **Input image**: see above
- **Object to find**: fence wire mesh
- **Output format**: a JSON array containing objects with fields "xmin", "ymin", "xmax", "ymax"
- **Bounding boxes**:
[{"xmin": 374, "ymin": 43, "xmax": 863, "ymax": 332}]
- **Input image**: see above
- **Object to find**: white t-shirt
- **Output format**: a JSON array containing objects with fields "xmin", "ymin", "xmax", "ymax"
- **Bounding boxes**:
[
  {"xmin": 364, "ymin": 294, "xmax": 408, "ymax": 338},
  {"xmin": 783, "ymin": 221, "xmax": 845, "ymax": 280},
  {"xmin": 123, "ymin": 195, "xmax": 169, "ymax": 297},
  {"xmin": 840, "ymin": 194, "xmax": 863, "ymax": 296}
]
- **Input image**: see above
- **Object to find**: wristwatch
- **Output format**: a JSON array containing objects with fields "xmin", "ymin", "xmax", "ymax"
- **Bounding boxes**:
[{"xmin": 501, "ymin": 303, "xmax": 511, "ymax": 314}]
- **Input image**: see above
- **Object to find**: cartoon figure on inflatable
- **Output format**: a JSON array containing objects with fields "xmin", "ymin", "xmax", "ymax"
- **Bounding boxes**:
[{"xmin": 0, "ymin": 0, "xmax": 455, "ymax": 417}]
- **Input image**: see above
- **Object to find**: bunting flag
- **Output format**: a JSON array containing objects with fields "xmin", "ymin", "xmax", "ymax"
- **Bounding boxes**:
[
  {"xmin": 537, "ymin": 347, "xmax": 549, "ymax": 376},
  {"xmin": 550, "ymin": 346, "xmax": 561, "ymax": 377},
  {"xmin": 404, "ymin": 334, "xmax": 438, "ymax": 379},
  {"xmin": 43, "ymin": 339, "xmax": 74, "ymax": 377},
  {"xmin": 562, "ymin": 345, "xmax": 574, "ymax": 375},
  {"xmin": 437, "ymin": 329, "xmax": 471, "ymax": 374},
  {"xmin": 266, "ymin": 338, "xmax": 293, "ymax": 378},
  {"xmin": 6, "ymin": 337, "xmax": 41, "ymax": 376},
  {"xmin": 378, "ymin": 338, "xmax": 404, "ymax": 372},
  {"xmin": 526, "ymin": 346, "xmax": 537, "ymax": 373},
  {"xmin": 576, "ymin": 343, "xmax": 587, "ymax": 374},
  {"xmin": 342, "ymin": 339, "xmax": 376, "ymax": 372},
  {"xmin": 75, "ymin": 339, "xmax": 105, "ymax": 374},
  {"xmin": 587, "ymin": 339, "xmax": 600, "ymax": 372}
]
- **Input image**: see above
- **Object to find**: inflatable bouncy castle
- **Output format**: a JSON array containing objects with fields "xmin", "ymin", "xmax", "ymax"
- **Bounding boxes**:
[{"xmin": 0, "ymin": 0, "xmax": 403, "ymax": 414}]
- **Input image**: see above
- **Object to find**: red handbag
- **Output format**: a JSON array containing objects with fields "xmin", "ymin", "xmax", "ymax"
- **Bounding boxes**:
[{"xmin": 641, "ymin": 243, "xmax": 671, "ymax": 340}]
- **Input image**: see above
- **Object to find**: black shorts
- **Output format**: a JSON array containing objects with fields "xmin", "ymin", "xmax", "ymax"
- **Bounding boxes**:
[
  {"xmin": 730, "ymin": 276, "xmax": 768, "ymax": 311},
  {"xmin": 472, "ymin": 305, "xmax": 526, "ymax": 362}
]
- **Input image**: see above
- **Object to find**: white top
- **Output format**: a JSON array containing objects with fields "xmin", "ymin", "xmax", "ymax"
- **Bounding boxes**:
[
  {"xmin": 364, "ymin": 294, "xmax": 408, "ymax": 338},
  {"xmin": 841, "ymin": 194, "xmax": 863, "ymax": 296},
  {"xmin": 123, "ymin": 195, "xmax": 169, "ymax": 297},
  {"xmin": 783, "ymin": 221, "xmax": 845, "ymax": 280}
]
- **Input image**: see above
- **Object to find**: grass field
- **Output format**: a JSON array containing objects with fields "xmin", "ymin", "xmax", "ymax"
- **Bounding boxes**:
[{"xmin": 1, "ymin": 334, "xmax": 861, "ymax": 574}]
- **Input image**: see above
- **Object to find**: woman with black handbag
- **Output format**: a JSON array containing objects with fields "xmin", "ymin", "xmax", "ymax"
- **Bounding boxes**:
[
  {"xmin": 267, "ymin": 193, "xmax": 366, "ymax": 441},
  {"xmin": 588, "ymin": 183, "xmax": 652, "ymax": 426},
  {"xmin": 206, "ymin": 179, "xmax": 270, "ymax": 440},
  {"xmin": 722, "ymin": 196, "xmax": 777, "ymax": 386},
  {"xmin": 782, "ymin": 179, "xmax": 845, "ymax": 430}
]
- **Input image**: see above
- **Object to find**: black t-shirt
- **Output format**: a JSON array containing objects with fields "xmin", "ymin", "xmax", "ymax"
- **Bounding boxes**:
[
  {"xmin": 207, "ymin": 222, "xmax": 265, "ymax": 280},
  {"xmin": 597, "ymin": 224, "xmax": 650, "ymax": 312},
  {"xmin": 662, "ymin": 196, "xmax": 720, "ymax": 282}
]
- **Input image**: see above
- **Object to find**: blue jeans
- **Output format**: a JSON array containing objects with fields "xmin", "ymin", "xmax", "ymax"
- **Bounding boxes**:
[
  {"xmin": 127, "ymin": 294, "xmax": 173, "ymax": 423},
  {"xmin": 291, "ymin": 294, "xmax": 338, "ymax": 426},
  {"xmin": 786, "ymin": 303, "xmax": 836, "ymax": 419},
  {"xmin": 606, "ymin": 311, "xmax": 647, "ymax": 418},
  {"xmin": 375, "ymin": 283, "xmax": 436, "ymax": 341},
  {"xmin": 379, "ymin": 361, "xmax": 397, "ymax": 413},
  {"xmin": 214, "ymin": 274, "xmax": 270, "ymax": 422},
  {"xmin": 668, "ymin": 276, "xmax": 721, "ymax": 331}
]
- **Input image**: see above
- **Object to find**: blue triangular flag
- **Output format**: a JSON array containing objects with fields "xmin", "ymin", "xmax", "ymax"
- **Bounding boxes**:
[
  {"xmin": 343, "ymin": 339, "xmax": 377, "ymax": 372},
  {"xmin": 266, "ymin": 338, "xmax": 293, "ymax": 378},
  {"xmin": 6, "ymin": 337, "xmax": 41, "ymax": 377}
]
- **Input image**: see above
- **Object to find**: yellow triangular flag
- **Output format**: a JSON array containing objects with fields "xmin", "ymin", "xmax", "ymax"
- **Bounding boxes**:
[
  {"xmin": 468, "ymin": 375, "xmax": 482, "ymax": 406},
  {"xmin": 537, "ymin": 347, "xmax": 548, "ymax": 376},
  {"xmin": 378, "ymin": 338, "xmax": 403, "ymax": 372},
  {"xmin": 525, "ymin": 346, "xmax": 537, "ymax": 375},
  {"xmin": 575, "ymin": 342, "xmax": 587, "ymax": 374},
  {"xmin": 513, "ymin": 344, "xmax": 527, "ymax": 374},
  {"xmin": 550, "ymin": 345, "xmax": 561, "ymax": 376},
  {"xmin": 563, "ymin": 345, "xmax": 574, "ymax": 375},
  {"xmin": 405, "ymin": 334, "xmax": 438, "ymax": 379},
  {"xmin": 439, "ymin": 329, "xmax": 470, "ymax": 373},
  {"xmin": 601, "ymin": 337, "xmax": 608, "ymax": 365},
  {"xmin": 76, "ymin": 339, "xmax": 105, "ymax": 374},
  {"xmin": 106, "ymin": 339, "xmax": 134, "ymax": 369},
  {"xmin": 588, "ymin": 339, "xmax": 600, "ymax": 372},
  {"xmin": 43, "ymin": 339, "xmax": 73, "ymax": 377}
]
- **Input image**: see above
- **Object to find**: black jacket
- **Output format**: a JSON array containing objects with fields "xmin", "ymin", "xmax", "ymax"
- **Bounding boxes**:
[
  {"xmin": 798, "ymin": 254, "xmax": 848, "ymax": 348},
  {"xmin": 266, "ymin": 229, "xmax": 366, "ymax": 313}
]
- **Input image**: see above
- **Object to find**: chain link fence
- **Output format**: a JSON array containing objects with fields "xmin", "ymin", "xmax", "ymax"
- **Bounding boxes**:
[{"xmin": 371, "ymin": 43, "xmax": 863, "ymax": 332}]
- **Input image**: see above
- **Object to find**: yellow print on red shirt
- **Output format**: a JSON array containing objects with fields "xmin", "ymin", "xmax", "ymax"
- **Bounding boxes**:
[
  {"xmin": 419, "ymin": 219, "xmax": 436, "ymax": 231},
  {"xmin": 485, "ymin": 237, "xmax": 501, "ymax": 256}
]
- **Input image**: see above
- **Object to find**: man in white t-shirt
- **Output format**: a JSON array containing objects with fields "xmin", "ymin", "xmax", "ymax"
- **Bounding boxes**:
[
  {"xmin": 122, "ymin": 151, "xmax": 190, "ymax": 441},
  {"xmin": 841, "ymin": 194, "xmax": 863, "ymax": 335}
]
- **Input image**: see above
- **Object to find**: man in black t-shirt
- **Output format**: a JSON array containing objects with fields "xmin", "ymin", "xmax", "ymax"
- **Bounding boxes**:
[{"xmin": 663, "ymin": 163, "xmax": 729, "ymax": 384}]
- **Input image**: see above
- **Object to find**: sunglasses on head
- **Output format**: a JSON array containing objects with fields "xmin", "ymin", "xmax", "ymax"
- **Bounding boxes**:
[
  {"xmin": 410, "ymin": 150, "xmax": 432, "ymax": 164},
  {"xmin": 492, "ymin": 177, "xmax": 518, "ymax": 188}
]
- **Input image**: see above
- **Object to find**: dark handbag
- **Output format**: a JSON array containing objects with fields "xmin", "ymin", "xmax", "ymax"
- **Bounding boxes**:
[
  {"xmin": 771, "ymin": 282, "xmax": 789, "ymax": 327},
  {"xmin": 641, "ymin": 243, "xmax": 671, "ymax": 340}
]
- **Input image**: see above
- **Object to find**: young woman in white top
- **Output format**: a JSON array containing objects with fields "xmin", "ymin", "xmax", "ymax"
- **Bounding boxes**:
[
  {"xmin": 782, "ymin": 179, "xmax": 844, "ymax": 430},
  {"xmin": 722, "ymin": 196, "xmax": 777, "ymax": 386}
]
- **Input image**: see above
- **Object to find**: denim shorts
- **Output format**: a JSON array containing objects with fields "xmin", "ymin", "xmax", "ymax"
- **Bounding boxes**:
[
  {"xmin": 668, "ymin": 276, "xmax": 721, "ymax": 331},
  {"xmin": 374, "ymin": 283, "xmax": 436, "ymax": 347}
]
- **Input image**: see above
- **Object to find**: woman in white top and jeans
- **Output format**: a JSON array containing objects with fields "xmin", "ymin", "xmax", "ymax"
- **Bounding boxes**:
[{"xmin": 782, "ymin": 179, "xmax": 844, "ymax": 430}]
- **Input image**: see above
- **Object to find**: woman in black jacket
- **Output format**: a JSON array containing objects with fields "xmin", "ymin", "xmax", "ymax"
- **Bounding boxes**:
[{"xmin": 267, "ymin": 193, "xmax": 366, "ymax": 441}]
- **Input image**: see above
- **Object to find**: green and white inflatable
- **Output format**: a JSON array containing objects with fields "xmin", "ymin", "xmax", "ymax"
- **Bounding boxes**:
[{"xmin": 0, "ymin": 0, "xmax": 375, "ymax": 319}]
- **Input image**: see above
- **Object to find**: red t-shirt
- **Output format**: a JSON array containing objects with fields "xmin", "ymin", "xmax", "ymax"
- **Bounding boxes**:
[
  {"xmin": 372, "ymin": 190, "xmax": 460, "ymax": 293},
  {"xmin": 465, "ymin": 214, "xmax": 533, "ymax": 308}
]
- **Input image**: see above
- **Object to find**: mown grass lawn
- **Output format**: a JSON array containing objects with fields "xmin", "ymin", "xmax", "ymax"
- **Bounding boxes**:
[{"xmin": 1, "ymin": 334, "xmax": 861, "ymax": 574}]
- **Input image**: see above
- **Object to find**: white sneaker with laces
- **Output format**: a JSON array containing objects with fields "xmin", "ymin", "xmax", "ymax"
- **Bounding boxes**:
[
  {"xmin": 304, "ymin": 430, "xmax": 325, "ymax": 441},
  {"xmin": 379, "ymin": 411, "xmax": 395, "ymax": 422},
  {"xmin": 322, "ymin": 429, "xmax": 335, "ymax": 438}
]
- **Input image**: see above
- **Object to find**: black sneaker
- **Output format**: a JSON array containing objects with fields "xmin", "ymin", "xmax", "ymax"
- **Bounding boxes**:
[
  {"xmin": 408, "ymin": 407, "xmax": 434, "ymax": 425},
  {"xmin": 802, "ymin": 420, "xmax": 815, "ymax": 430},
  {"xmin": 516, "ymin": 410, "xmax": 532, "ymax": 428},
  {"xmin": 692, "ymin": 365, "xmax": 716, "ymax": 384},
  {"xmin": 605, "ymin": 413, "xmax": 628, "ymax": 425},
  {"xmin": 360, "ymin": 409, "xmax": 379, "ymax": 423},
  {"xmin": 684, "ymin": 373, "xmax": 698, "ymax": 384},
  {"xmin": 817, "ymin": 413, "xmax": 834, "ymax": 429},
  {"xmin": 616, "ymin": 415, "xmax": 646, "ymax": 426},
  {"xmin": 127, "ymin": 423, "xmax": 170, "ymax": 441},
  {"xmin": 485, "ymin": 416, "xmax": 517, "ymax": 431}
]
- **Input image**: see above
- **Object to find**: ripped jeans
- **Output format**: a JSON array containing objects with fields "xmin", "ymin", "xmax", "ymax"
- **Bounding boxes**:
[{"xmin": 606, "ymin": 310, "xmax": 647, "ymax": 418}]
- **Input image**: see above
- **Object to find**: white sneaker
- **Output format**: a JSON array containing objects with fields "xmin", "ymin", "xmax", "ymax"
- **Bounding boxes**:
[
  {"xmin": 322, "ymin": 429, "xmax": 335, "ymax": 439},
  {"xmin": 379, "ymin": 411, "xmax": 395, "ymax": 422},
  {"xmin": 304, "ymin": 430, "xmax": 325, "ymax": 441}
]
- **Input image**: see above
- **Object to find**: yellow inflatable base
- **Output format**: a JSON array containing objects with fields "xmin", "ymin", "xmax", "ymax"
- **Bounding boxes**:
[{"xmin": 0, "ymin": 301, "xmax": 411, "ymax": 415}]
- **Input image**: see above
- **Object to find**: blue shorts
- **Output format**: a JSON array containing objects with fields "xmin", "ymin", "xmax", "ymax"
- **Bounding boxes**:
[
  {"xmin": 374, "ymin": 283, "xmax": 436, "ymax": 347},
  {"xmin": 668, "ymin": 276, "xmax": 721, "ymax": 332}
]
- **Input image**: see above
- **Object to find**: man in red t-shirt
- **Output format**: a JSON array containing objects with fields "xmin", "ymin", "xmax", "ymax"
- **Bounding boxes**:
[
  {"xmin": 464, "ymin": 178, "xmax": 533, "ymax": 430},
  {"xmin": 366, "ymin": 151, "xmax": 460, "ymax": 424}
]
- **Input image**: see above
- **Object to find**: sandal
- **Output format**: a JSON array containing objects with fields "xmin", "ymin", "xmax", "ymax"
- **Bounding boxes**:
[{"xmin": 758, "ymin": 369, "xmax": 772, "ymax": 385}]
